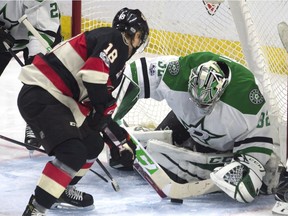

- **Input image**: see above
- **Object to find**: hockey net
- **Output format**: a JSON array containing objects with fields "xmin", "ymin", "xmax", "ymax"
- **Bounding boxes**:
[{"xmin": 72, "ymin": 0, "xmax": 287, "ymax": 163}]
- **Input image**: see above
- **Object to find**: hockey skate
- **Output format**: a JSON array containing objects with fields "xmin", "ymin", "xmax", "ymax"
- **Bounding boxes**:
[
  {"xmin": 25, "ymin": 125, "xmax": 40, "ymax": 154},
  {"xmin": 51, "ymin": 185, "xmax": 94, "ymax": 210},
  {"xmin": 22, "ymin": 195, "xmax": 46, "ymax": 216},
  {"xmin": 272, "ymin": 167, "xmax": 288, "ymax": 215}
]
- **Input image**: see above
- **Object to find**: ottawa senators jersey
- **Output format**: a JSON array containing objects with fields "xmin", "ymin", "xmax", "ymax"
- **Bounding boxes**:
[{"xmin": 19, "ymin": 27, "xmax": 130, "ymax": 126}]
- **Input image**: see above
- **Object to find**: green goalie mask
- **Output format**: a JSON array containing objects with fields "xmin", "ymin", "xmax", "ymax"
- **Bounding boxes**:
[{"xmin": 188, "ymin": 60, "xmax": 231, "ymax": 114}]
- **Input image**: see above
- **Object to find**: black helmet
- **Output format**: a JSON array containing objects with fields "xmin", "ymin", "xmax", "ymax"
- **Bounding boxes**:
[{"xmin": 112, "ymin": 7, "xmax": 149, "ymax": 51}]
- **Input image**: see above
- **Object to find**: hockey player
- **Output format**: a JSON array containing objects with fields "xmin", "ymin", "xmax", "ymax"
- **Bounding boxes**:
[
  {"xmin": 114, "ymin": 52, "xmax": 274, "ymax": 203},
  {"xmin": 0, "ymin": 0, "xmax": 62, "ymax": 148},
  {"xmin": 18, "ymin": 7, "xmax": 149, "ymax": 215}
]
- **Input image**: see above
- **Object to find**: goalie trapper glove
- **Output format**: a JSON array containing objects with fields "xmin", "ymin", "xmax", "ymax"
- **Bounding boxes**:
[
  {"xmin": 0, "ymin": 26, "xmax": 15, "ymax": 52},
  {"xmin": 210, "ymin": 154, "xmax": 265, "ymax": 203},
  {"xmin": 103, "ymin": 121, "xmax": 136, "ymax": 170}
]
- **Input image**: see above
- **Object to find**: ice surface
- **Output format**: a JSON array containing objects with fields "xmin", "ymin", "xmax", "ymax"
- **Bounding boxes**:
[{"xmin": 0, "ymin": 58, "xmax": 276, "ymax": 216}]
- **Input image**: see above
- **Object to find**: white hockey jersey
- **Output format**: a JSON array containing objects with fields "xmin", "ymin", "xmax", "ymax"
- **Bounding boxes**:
[
  {"xmin": 0, "ymin": 0, "xmax": 61, "ymax": 56},
  {"xmin": 123, "ymin": 52, "xmax": 274, "ymax": 166}
]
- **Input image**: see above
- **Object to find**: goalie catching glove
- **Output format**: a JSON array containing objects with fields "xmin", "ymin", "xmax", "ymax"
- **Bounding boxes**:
[
  {"xmin": 0, "ymin": 26, "xmax": 15, "ymax": 52},
  {"xmin": 210, "ymin": 154, "xmax": 265, "ymax": 203},
  {"xmin": 102, "ymin": 120, "xmax": 136, "ymax": 170}
]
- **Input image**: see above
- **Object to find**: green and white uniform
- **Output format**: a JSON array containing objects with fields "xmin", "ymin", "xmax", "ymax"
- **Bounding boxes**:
[
  {"xmin": 124, "ymin": 52, "xmax": 273, "ymax": 167},
  {"xmin": 0, "ymin": 0, "xmax": 61, "ymax": 56}
]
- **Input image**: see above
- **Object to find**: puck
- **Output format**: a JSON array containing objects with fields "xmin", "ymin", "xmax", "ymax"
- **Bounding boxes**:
[{"xmin": 170, "ymin": 198, "xmax": 183, "ymax": 204}]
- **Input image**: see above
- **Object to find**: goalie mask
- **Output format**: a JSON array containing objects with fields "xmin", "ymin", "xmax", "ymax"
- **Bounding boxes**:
[
  {"xmin": 113, "ymin": 7, "xmax": 149, "ymax": 53},
  {"xmin": 188, "ymin": 60, "xmax": 231, "ymax": 114}
]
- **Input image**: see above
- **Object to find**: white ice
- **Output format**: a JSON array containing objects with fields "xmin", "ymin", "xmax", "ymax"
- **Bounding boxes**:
[{"xmin": 0, "ymin": 57, "xmax": 276, "ymax": 216}]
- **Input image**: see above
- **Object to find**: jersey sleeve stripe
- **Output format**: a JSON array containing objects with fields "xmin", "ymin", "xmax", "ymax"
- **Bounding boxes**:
[{"xmin": 140, "ymin": 57, "xmax": 150, "ymax": 98}]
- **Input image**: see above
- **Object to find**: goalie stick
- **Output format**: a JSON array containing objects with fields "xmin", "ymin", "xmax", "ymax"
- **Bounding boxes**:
[{"xmin": 103, "ymin": 124, "xmax": 221, "ymax": 199}]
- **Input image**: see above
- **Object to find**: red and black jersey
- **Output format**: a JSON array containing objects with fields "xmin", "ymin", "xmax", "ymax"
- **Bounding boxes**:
[{"xmin": 19, "ymin": 27, "xmax": 130, "ymax": 126}]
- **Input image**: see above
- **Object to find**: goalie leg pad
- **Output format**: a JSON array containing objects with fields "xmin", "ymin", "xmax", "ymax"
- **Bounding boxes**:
[
  {"xmin": 210, "ymin": 154, "xmax": 265, "ymax": 203},
  {"xmin": 147, "ymin": 139, "xmax": 232, "ymax": 182}
]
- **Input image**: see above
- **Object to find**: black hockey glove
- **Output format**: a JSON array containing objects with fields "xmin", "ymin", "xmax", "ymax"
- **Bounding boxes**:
[
  {"xmin": 103, "ymin": 121, "xmax": 136, "ymax": 169},
  {"xmin": 0, "ymin": 26, "xmax": 15, "ymax": 52},
  {"xmin": 87, "ymin": 98, "xmax": 117, "ymax": 131}
]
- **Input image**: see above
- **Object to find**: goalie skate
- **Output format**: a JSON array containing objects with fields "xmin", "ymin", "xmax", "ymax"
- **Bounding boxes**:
[
  {"xmin": 272, "ymin": 166, "xmax": 288, "ymax": 215},
  {"xmin": 272, "ymin": 201, "xmax": 288, "ymax": 215}
]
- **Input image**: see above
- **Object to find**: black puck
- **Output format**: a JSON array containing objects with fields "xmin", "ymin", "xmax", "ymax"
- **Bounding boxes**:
[{"xmin": 170, "ymin": 198, "xmax": 183, "ymax": 204}]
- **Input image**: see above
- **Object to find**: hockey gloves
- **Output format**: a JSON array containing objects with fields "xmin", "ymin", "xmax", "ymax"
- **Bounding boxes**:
[
  {"xmin": 87, "ymin": 98, "xmax": 117, "ymax": 131},
  {"xmin": 103, "ymin": 120, "xmax": 136, "ymax": 170},
  {"xmin": 0, "ymin": 26, "xmax": 15, "ymax": 52}
]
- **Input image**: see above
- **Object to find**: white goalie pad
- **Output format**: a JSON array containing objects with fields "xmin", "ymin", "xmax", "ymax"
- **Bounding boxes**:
[
  {"xmin": 147, "ymin": 139, "xmax": 233, "ymax": 164},
  {"xmin": 210, "ymin": 154, "xmax": 265, "ymax": 203},
  {"xmin": 127, "ymin": 128, "xmax": 173, "ymax": 147},
  {"xmin": 146, "ymin": 139, "xmax": 233, "ymax": 181}
]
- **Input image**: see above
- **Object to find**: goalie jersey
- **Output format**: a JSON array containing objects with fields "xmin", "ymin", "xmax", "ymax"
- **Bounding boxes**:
[
  {"xmin": 0, "ymin": 0, "xmax": 61, "ymax": 55},
  {"xmin": 123, "ymin": 52, "xmax": 274, "ymax": 166}
]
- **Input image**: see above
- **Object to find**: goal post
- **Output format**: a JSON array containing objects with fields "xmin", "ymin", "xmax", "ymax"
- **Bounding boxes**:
[{"xmin": 66, "ymin": 0, "xmax": 287, "ymax": 164}]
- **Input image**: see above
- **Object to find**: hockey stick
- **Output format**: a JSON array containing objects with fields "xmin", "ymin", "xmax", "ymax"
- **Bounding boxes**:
[
  {"xmin": 95, "ymin": 158, "xmax": 120, "ymax": 191},
  {"xmin": 3, "ymin": 41, "xmax": 24, "ymax": 67},
  {"xmin": 18, "ymin": 15, "xmax": 52, "ymax": 52},
  {"xmin": 17, "ymin": 15, "xmax": 120, "ymax": 192},
  {"xmin": 278, "ymin": 21, "xmax": 288, "ymax": 52},
  {"xmin": 0, "ymin": 135, "xmax": 110, "ymax": 182},
  {"xmin": 0, "ymin": 134, "xmax": 46, "ymax": 153},
  {"xmin": 0, "ymin": 134, "xmax": 119, "ymax": 189},
  {"xmin": 103, "ymin": 125, "xmax": 221, "ymax": 199}
]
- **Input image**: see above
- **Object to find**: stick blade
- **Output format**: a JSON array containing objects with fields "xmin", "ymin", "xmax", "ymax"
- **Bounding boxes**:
[{"xmin": 278, "ymin": 21, "xmax": 288, "ymax": 52}]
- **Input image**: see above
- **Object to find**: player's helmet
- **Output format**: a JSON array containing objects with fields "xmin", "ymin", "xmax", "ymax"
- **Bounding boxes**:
[
  {"xmin": 112, "ymin": 7, "xmax": 149, "ymax": 53},
  {"xmin": 188, "ymin": 60, "xmax": 231, "ymax": 114}
]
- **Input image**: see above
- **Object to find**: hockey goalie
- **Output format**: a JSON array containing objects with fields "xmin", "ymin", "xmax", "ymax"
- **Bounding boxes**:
[{"xmin": 110, "ymin": 52, "xmax": 279, "ymax": 203}]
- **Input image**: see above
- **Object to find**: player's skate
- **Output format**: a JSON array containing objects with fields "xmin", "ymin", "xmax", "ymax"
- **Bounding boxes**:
[
  {"xmin": 25, "ymin": 125, "xmax": 40, "ymax": 155},
  {"xmin": 51, "ymin": 185, "xmax": 94, "ymax": 210},
  {"xmin": 272, "ymin": 167, "xmax": 288, "ymax": 215},
  {"xmin": 22, "ymin": 195, "xmax": 46, "ymax": 216}
]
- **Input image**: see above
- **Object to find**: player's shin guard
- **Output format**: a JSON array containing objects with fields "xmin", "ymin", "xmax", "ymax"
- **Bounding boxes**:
[
  {"xmin": 210, "ymin": 154, "xmax": 265, "ymax": 203},
  {"xmin": 51, "ymin": 159, "xmax": 96, "ymax": 210},
  {"xmin": 35, "ymin": 159, "xmax": 76, "ymax": 209},
  {"xmin": 70, "ymin": 158, "xmax": 96, "ymax": 185}
]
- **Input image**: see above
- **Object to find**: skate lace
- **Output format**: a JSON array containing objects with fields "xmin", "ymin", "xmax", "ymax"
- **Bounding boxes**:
[
  {"xmin": 66, "ymin": 186, "xmax": 83, "ymax": 201},
  {"xmin": 31, "ymin": 209, "xmax": 45, "ymax": 216},
  {"xmin": 26, "ymin": 126, "xmax": 36, "ymax": 138}
]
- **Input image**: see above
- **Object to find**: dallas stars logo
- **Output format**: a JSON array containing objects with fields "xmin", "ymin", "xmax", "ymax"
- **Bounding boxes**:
[
  {"xmin": 0, "ymin": 4, "xmax": 19, "ymax": 30},
  {"xmin": 181, "ymin": 117, "xmax": 225, "ymax": 146}
]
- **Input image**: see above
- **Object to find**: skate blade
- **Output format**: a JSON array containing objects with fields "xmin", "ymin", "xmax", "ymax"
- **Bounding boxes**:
[
  {"xmin": 50, "ymin": 202, "xmax": 95, "ymax": 211},
  {"xmin": 272, "ymin": 201, "xmax": 288, "ymax": 215}
]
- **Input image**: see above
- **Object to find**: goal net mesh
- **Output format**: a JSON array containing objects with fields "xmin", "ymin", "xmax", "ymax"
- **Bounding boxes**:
[{"xmin": 77, "ymin": 0, "xmax": 287, "ymax": 161}]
